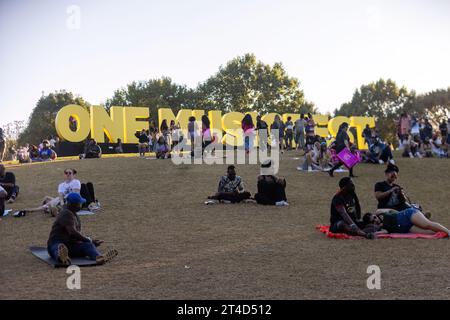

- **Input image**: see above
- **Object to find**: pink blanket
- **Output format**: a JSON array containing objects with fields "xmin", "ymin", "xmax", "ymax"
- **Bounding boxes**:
[{"xmin": 316, "ymin": 225, "xmax": 448, "ymax": 240}]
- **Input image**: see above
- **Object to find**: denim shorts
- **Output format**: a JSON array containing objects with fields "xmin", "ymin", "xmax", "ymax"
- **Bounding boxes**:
[{"xmin": 396, "ymin": 208, "xmax": 417, "ymax": 233}]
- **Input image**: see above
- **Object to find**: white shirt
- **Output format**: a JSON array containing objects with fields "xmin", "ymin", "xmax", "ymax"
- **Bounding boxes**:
[{"xmin": 58, "ymin": 179, "xmax": 81, "ymax": 198}]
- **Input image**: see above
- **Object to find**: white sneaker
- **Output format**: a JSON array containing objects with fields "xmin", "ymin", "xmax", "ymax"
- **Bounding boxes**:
[
  {"xmin": 308, "ymin": 166, "xmax": 313, "ymax": 172},
  {"xmin": 409, "ymin": 152, "xmax": 414, "ymax": 158},
  {"xmin": 378, "ymin": 160, "xmax": 384, "ymax": 164},
  {"xmin": 276, "ymin": 201, "xmax": 289, "ymax": 206},
  {"xmin": 389, "ymin": 159, "xmax": 396, "ymax": 165},
  {"xmin": 205, "ymin": 200, "xmax": 219, "ymax": 205}
]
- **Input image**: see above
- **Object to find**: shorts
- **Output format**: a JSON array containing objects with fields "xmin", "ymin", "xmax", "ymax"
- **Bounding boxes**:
[{"xmin": 396, "ymin": 208, "xmax": 417, "ymax": 233}]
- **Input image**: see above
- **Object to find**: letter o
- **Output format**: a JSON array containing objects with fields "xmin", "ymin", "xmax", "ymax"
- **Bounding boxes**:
[{"xmin": 55, "ymin": 105, "xmax": 91, "ymax": 142}]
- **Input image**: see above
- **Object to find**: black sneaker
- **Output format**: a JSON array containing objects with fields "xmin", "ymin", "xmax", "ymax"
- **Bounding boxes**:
[{"xmin": 13, "ymin": 210, "xmax": 26, "ymax": 218}]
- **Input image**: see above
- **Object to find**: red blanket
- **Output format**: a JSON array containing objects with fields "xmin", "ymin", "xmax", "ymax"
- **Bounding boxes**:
[{"xmin": 316, "ymin": 225, "xmax": 448, "ymax": 240}]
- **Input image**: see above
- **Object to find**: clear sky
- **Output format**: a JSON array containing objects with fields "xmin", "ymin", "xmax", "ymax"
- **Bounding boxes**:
[{"xmin": 1, "ymin": 0, "xmax": 449, "ymax": 127}]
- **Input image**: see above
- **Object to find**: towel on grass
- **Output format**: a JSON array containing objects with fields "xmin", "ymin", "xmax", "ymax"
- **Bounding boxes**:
[{"xmin": 316, "ymin": 225, "xmax": 448, "ymax": 239}]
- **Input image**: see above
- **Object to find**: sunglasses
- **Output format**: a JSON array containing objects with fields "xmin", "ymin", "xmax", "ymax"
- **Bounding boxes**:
[{"xmin": 64, "ymin": 171, "xmax": 73, "ymax": 175}]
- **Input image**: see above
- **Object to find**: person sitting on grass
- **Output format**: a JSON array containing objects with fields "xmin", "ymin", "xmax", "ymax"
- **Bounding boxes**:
[
  {"xmin": 362, "ymin": 208, "xmax": 450, "ymax": 237},
  {"xmin": 329, "ymin": 177, "xmax": 374, "ymax": 239},
  {"xmin": 0, "ymin": 164, "xmax": 19, "ymax": 204},
  {"xmin": 155, "ymin": 136, "xmax": 171, "ymax": 159},
  {"xmin": 47, "ymin": 193, "xmax": 118, "ymax": 266},
  {"xmin": 29, "ymin": 145, "xmax": 40, "ymax": 162},
  {"xmin": 374, "ymin": 164, "xmax": 428, "ymax": 216},
  {"xmin": 85, "ymin": 139, "xmax": 102, "ymax": 159},
  {"xmin": 254, "ymin": 159, "xmax": 289, "ymax": 206},
  {"xmin": 15, "ymin": 168, "xmax": 81, "ymax": 217},
  {"xmin": 38, "ymin": 140, "xmax": 56, "ymax": 161},
  {"xmin": 207, "ymin": 165, "xmax": 251, "ymax": 204},
  {"xmin": 365, "ymin": 137, "xmax": 394, "ymax": 165}
]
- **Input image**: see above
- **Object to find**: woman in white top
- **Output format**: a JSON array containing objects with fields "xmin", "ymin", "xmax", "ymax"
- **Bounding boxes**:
[{"xmin": 15, "ymin": 169, "xmax": 81, "ymax": 217}]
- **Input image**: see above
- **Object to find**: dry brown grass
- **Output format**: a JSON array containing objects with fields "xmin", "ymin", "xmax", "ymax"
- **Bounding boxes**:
[{"xmin": 0, "ymin": 152, "xmax": 449, "ymax": 300}]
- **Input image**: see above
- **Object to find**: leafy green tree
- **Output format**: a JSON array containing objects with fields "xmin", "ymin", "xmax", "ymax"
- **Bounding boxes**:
[
  {"xmin": 334, "ymin": 79, "xmax": 415, "ymax": 145},
  {"xmin": 106, "ymin": 77, "xmax": 198, "ymax": 120},
  {"xmin": 18, "ymin": 91, "xmax": 89, "ymax": 145},
  {"xmin": 196, "ymin": 53, "xmax": 311, "ymax": 114},
  {"xmin": 410, "ymin": 88, "xmax": 450, "ymax": 125}
]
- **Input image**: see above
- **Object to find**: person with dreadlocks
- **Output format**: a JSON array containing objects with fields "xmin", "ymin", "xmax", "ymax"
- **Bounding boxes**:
[{"xmin": 329, "ymin": 177, "xmax": 374, "ymax": 238}]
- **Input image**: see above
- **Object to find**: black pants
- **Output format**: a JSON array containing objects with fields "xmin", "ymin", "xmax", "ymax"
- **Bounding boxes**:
[
  {"xmin": 80, "ymin": 182, "xmax": 96, "ymax": 207},
  {"xmin": 215, "ymin": 191, "xmax": 251, "ymax": 203},
  {"xmin": 85, "ymin": 152, "xmax": 100, "ymax": 159},
  {"xmin": 4, "ymin": 185, "xmax": 19, "ymax": 200},
  {"xmin": 0, "ymin": 194, "xmax": 5, "ymax": 215},
  {"xmin": 330, "ymin": 161, "xmax": 354, "ymax": 176},
  {"xmin": 380, "ymin": 146, "xmax": 393, "ymax": 162},
  {"xmin": 255, "ymin": 184, "xmax": 287, "ymax": 205}
]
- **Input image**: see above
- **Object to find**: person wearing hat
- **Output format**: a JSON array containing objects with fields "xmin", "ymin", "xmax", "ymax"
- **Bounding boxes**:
[
  {"xmin": 47, "ymin": 193, "xmax": 118, "ymax": 266},
  {"xmin": 374, "ymin": 164, "xmax": 412, "ymax": 212},
  {"xmin": 330, "ymin": 177, "xmax": 373, "ymax": 238},
  {"xmin": 38, "ymin": 140, "xmax": 56, "ymax": 161},
  {"xmin": 254, "ymin": 159, "xmax": 288, "ymax": 206}
]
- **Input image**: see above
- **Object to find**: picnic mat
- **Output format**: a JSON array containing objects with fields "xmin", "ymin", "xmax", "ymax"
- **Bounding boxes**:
[
  {"xmin": 316, "ymin": 225, "xmax": 448, "ymax": 239},
  {"xmin": 30, "ymin": 247, "xmax": 98, "ymax": 268}
]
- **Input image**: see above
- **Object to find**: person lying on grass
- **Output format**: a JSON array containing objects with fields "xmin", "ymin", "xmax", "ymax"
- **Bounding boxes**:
[
  {"xmin": 15, "ymin": 168, "xmax": 99, "ymax": 217},
  {"xmin": 47, "ymin": 193, "xmax": 118, "ymax": 266},
  {"xmin": 362, "ymin": 208, "xmax": 450, "ymax": 237},
  {"xmin": 329, "ymin": 177, "xmax": 374, "ymax": 239},
  {"xmin": 207, "ymin": 165, "xmax": 251, "ymax": 204}
]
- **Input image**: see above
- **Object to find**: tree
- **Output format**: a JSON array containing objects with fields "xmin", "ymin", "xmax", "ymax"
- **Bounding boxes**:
[
  {"xmin": 18, "ymin": 91, "xmax": 89, "ymax": 145},
  {"xmin": 106, "ymin": 77, "xmax": 199, "ymax": 120},
  {"xmin": 334, "ymin": 79, "xmax": 415, "ymax": 145},
  {"xmin": 196, "ymin": 53, "xmax": 312, "ymax": 114},
  {"xmin": 410, "ymin": 88, "xmax": 450, "ymax": 126}
]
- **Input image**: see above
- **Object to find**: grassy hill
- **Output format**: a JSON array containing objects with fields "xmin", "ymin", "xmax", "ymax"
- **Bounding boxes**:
[{"xmin": 1, "ymin": 152, "xmax": 449, "ymax": 299}]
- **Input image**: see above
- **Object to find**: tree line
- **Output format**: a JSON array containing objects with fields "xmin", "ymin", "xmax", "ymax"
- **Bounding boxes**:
[{"xmin": 11, "ymin": 54, "xmax": 450, "ymax": 147}]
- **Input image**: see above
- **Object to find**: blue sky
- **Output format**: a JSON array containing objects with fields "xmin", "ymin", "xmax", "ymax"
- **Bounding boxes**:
[{"xmin": 1, "ymin": 0, "xmax": 449, "ymax": 127}]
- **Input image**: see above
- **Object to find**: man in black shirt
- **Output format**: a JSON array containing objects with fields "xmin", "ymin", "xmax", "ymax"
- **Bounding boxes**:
[
  {"xmin": 0, "ymin": 164, "xmax": 19, "ymax": 203},
  {"xmin": 374, "ymin": 164, "xmax": 411, "ymax": 211},
  {"xmin": 47, "ymin": 193, "xmax": 118, "ymax": 266},
  {"xmin": 330, "ymin": 177, "xmax": 372, "ymax": 238}
]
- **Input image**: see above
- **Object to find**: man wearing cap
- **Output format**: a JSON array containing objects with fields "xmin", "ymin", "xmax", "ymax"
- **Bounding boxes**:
[
  {"xmin": 47, "ymin": 193, "xmax": 117, "ymax": 266},
  {"xmin": 330, "ymin": 177, "xmax": 373, "ymax": 238},
  {"xmin": 374, "ymin": 164, "xmax": 411, "ymax": 212}
]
